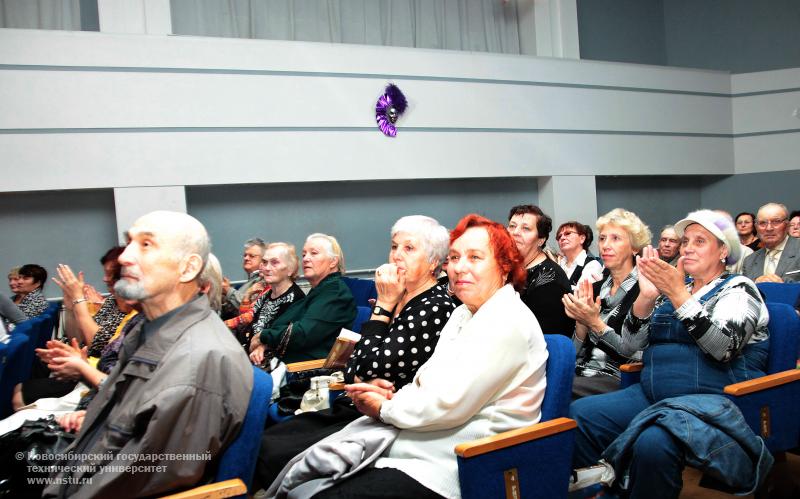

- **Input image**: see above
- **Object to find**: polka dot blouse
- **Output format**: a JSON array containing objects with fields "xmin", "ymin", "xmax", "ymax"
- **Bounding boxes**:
[{"xmin": 345, "ymin": 283, "xmax": 457, "ymax": 389}]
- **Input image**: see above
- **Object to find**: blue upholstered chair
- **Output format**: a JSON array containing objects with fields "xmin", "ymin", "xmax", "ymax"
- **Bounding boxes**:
[
  {"xmin": 163, "ymin": 366, "xmax": 273, "ymax": 499},
  {"xmin": 0, "ymin": 333, "xmax": 31, "ymax": 417},
  {"xmin": 756, "ymin": 282, "xmax": 800, "ymax": 307},
  {"xmin": 620, "ymin": 302, "xmax": 800, "ymax": 452},
  {"xmin": 214, "ymin": 366, "xmax": 273, "ymax": 491},
  {"xmin": 350, "ymin": 306, "xmax": 371, "ymax": 334},
  {"xmin": 341, "ymin": 277, "xmax": 378, "ymax": 308},
  {"xmin": 455, "ymin": 334, "xmax": 577, "ymax": 499},
  {"xmin": 8, "ymin": 320, "xmax": 36, "ymax": 384},
  {"xmin": 614, "ymin": 302, "xmax": 800, "ymax": 495}
]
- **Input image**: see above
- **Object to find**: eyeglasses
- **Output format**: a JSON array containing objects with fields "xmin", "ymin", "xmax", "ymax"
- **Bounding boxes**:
[
  {"xmin": 558, "ymin": 231, "xmax": 577, "ymax": 239},
  {"xmin": 756, "ymin": 218, "xmax": 787, "ymax": 228}
]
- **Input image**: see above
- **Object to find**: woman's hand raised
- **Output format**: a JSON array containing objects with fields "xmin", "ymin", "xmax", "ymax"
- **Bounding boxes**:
[
  {"xmin": 374, "ymin": 263, "xmax": 406, "ymax": 310},
  {"xmin": 562, "ymin": 278, "xmax": 604, "ymax": 331}
]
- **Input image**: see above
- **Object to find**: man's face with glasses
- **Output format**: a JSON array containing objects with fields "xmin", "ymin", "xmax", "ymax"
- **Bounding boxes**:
[{"xmin": 755, "ymin": 204, "xmax": 789, "ymax": 249}]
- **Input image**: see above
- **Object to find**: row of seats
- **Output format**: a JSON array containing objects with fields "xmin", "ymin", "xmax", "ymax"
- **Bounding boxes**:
[
  {"xmin": 455, "ymin": 282, "xmax": 800, "ymax": 499},
  {"xmin": 0, "ymin": 302, "xmax": 60, "ymax": 417}
]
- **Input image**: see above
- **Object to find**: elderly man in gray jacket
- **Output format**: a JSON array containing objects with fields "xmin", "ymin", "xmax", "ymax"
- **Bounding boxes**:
[{"xmin": 44, "ymin": 211, "xmax": 253, "ymax": 498}]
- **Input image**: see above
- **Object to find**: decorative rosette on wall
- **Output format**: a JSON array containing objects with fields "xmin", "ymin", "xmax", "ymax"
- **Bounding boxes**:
[{"xmin": 375, "ymin": 83, "xmax": 408, "ymax": 137}]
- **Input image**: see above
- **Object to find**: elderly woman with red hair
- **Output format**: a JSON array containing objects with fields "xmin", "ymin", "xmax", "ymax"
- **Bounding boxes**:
[{"xmin": 268, "ymin": 214, "xmax": 548, "ymax": 499}]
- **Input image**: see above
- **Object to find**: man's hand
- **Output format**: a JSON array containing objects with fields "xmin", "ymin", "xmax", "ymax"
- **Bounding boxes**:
[
  {"xmin": 59, "ymin": 410, "xmax": 87, "ymax": 433},
  {"xmin": 755, "ymin": 273, "xmax": 784, "ymax": 283}
]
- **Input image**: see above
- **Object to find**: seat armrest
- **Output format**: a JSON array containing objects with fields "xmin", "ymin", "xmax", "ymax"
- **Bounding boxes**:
[
  {"xmin": 620, "ymin": 362, "xmax": 643, "ymax": 373},
  {"xmin": 285, "ymin": 359, "xmax": 326, "ymax": 372},
  {"xmin": 159, "ymin": 478, "xmax": 247, "ymax": 499},
  {"xmin": 724, "ymin": 369, "xmax": 800, "ymax": 396},
  {"xmin": 455, "ymin": 417, "xmax": 576, "ymax": 458},
  {"xmin": 723, "ymin": 369, "xmax": 800, "ymax": 453}
]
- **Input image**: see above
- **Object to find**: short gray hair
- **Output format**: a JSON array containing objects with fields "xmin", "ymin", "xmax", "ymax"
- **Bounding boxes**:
[
  {"xmin": 391, "ymin": 215, "xmax": 450, "ymax": 273},
  {"xmin": 306, "ymin": 233, "xmax": 345, "ymax": 274},
  {"xmin": 199, "ymin": 253, "xmax": 223, "ymax": 312},
  {"xmin": 757, "ymin": 202, "xmax": 789, "ymax": 220},
  {"xmin": 243, "ymin": 238, "xmax": 267, "ymax": 254}
]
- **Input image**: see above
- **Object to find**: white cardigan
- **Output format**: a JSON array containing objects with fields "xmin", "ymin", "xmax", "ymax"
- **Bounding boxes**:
[{"xmin": 376, "ymin": 284, "xmax": 548, "ymax": 498}]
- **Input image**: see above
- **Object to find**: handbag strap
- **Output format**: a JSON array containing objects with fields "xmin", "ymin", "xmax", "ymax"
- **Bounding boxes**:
[{"xmin": 274, "ymin": 323, "xmax": 293, "ymax": 359}]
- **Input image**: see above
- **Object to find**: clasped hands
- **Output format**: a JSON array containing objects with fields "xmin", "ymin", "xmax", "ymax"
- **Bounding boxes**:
[{"xmin": 345, "ymin": 378, "xmax": 396, "ymax": 420}]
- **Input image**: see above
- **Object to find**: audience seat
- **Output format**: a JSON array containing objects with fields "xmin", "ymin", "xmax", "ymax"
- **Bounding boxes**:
[
  {"xmin": 455, "ymin": 334, "xmax": 577, "ymax": 499},
  {"xmin": 164, "ymin": 365, "xmax": 272, "ymax": 499},
  {"xmin": 341, "ymin": 277, "xmax": 377, "ymax": 308},
  {"xmin": 0, "ymin": 333, "xmax": 31, "ymax": 417},
  {"xmin": 616, "ymin": 302, "xmax": 800, "ymax": 494},
  {"xmin": 350, "ymin": 306, "xmax": 371, "ymax": 334},
  {"xmin": 757, "ymin": 282, "xmax": 800, "ymax": 307}
]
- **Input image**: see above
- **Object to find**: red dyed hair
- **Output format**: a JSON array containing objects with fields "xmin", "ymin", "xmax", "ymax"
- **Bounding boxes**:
[{"xmin": 450, "ymin": 214, "xmax": 527, "ymax": 291}]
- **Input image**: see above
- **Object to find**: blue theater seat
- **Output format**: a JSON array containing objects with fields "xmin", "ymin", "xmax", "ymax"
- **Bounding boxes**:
[{"xmin": 455, "ymin": 334, "xmax": 577, "ymax": 499}]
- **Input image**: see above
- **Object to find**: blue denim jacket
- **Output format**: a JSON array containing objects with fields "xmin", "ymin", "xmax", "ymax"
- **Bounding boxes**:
[{"xmin": 602, "ymin": 394, "xmax": 773, "ymax": 495}]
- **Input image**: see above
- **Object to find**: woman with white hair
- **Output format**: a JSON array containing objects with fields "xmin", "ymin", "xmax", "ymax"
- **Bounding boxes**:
[
  {"xmin": 254, "ymin": 233, "xmax": 356, "ymax": 364},
  {"xmin": 254, "ymin": 216, "xmax": 457, "ymax": 491},
  {"xmin": 563, "ymin": 208, "xmax": 651, "ymax": 398},
  {"xmin": 224, "ymin": 243, "xmax": 306, "ymax": 355},
  {"xmin": 571, "ymin": 209, "xmax": 770, "ymax": 498}
]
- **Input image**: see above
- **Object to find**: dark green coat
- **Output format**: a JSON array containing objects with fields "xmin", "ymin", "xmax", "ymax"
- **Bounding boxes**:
[{"xmin": 259, "ymin": 272, "xmax": 356, "ymax": 363}]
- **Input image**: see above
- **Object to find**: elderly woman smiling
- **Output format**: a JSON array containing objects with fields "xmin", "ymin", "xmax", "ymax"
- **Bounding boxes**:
[
  {"xmin": 270, "ymin": 214, "xmax": 548, "ymax": 498},
  {"xmin": 570, "ymin": 210, "xmax": 770, "ymax": 498},
  {"xmin": 254, "ymin": 215, "xmax": 457, "ymax": 490},
  {"xmin": 255, "ymin": 234, "xmax": 356, "ymax": 363},
  {"xmin": 563, "ymin": 208, "xmax": 651, "ymax": 398}
]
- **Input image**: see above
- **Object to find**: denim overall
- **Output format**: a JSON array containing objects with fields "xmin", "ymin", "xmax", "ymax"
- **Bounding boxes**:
[{"xmin": 640, "ymin": 276, "xmax": 769, "ymax": 403}]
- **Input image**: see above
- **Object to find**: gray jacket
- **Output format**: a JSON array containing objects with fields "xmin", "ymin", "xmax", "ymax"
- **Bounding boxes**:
[
  {"xmin": 742, "ymin": 235, "xmax": 800, "ymax": 282},
  {"xmin": 44, "ymin": 295, "xmax": 253, "ymax": 498}
]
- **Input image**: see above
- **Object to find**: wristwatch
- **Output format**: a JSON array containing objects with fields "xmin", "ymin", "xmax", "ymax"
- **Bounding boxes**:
[{"xmin": 372, "ymin": 305, "xmax": 393, "ymax": 318}]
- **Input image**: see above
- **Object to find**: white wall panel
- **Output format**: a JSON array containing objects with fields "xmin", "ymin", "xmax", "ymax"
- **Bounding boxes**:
[
  {"xmin": 731, "ymin": 68, "xmax": 800, "ymax": 173},
  {"xmin": 0, "ymin": 28, "xmax": 741, "ymax": 192},
  {"xmin": 734, "ymin": 133, "xmax": 800, "ymax": 174},
  {"xmin": 0, "ymin": 29, "xmax": 731, "ymax": 91},
  {"xmin": 0, "ymin": 69, "xmax": 730, "ymax": 132},
  {"xmin": 0, "ymin": 130, "xmax": 732, "ymax": 192}
]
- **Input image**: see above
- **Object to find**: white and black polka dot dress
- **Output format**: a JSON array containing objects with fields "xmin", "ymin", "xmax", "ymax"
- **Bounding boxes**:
[{"xmin": 345, "ymin": 283, "xmax": 456, "ymax": 389}]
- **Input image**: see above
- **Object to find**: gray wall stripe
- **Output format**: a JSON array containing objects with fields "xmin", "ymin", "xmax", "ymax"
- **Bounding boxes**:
[
  {"xmin": 0, "ymin": 125, "xmax": 795, "ymax": 138},
  {"xmin": 2, "ymin": 64, "xmax": 797, "ymax": 97}
]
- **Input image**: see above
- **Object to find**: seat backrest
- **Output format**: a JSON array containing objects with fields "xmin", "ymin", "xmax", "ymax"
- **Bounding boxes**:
[
  {"xmin": 764, "ymin": 302, "xmax": 800, "ymax": 373},
  {"xmin": 757, "ymin": 282, "xmax": 800, "ymax": 307},
  {"xmin": 341, "ymin": 277, "xmax": 378, "ymax": 308},
  {"xmin": 540, "ymin": 335, "xmax": 576, "ymax": 422},
  {"xmin": 350, "ymin": 306, "xmax": 372, "ymax": 333},
  {"xmin": 214, "ymin": 366, "xmax": 273, "ymax": 490},
  {"xmin": 0, "ymin": 334, "xmax": 31, "ymax": 417}
]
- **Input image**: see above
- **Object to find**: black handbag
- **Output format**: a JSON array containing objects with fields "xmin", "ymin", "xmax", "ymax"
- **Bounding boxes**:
[
  {"xmin": 274, "ymin": 366, "xmax": 336, "ymax": 416},
  {"xmin": 0, "ymin": 416, "xmax": 77, "ymax": 497}
]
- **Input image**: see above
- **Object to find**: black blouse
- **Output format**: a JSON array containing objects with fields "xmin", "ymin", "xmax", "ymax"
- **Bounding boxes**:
[
  {"xmin": 520, "ymin": 258, "xmax": 575, "ymax": 336},
  {"xmin": 345, "ymin": 283, "xmax": 457, "ymax": 388}
]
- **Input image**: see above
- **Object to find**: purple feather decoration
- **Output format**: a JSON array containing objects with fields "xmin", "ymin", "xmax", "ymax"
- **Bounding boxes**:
[{"xmin": 375, "ymin": 83, "xmax": 408, "ymax": 137}]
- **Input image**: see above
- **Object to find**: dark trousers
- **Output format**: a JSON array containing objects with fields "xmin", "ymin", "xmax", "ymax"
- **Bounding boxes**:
[
  {"xmin": 313, "ymin": 467, "xmax": 444, "ymax": 498},
  {"xmin": 254, "ymin": 399, "xmax": 361, "ymax": 491}
]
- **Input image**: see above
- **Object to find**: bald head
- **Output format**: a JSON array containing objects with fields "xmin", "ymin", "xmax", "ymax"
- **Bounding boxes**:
[
  {"xmin": 756, "ymin": 203, "xmax": 789, "ymax": 249},
  {"xmin": 130, "ymin": 211, "xmax": 210, "ymax": 265},
  {"xmin": 116, "ymin": 211, "xmax": 212, "ymax": 319}
]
